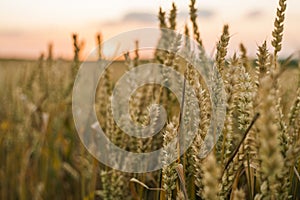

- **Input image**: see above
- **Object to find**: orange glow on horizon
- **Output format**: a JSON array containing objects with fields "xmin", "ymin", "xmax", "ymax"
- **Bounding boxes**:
[{"xmin": 0, "ymin": 0, "xmax": 299, "ymax": 60}]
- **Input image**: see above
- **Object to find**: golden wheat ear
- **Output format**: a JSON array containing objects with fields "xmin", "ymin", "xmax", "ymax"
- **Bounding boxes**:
[
  {"xmin": 202, "ymin": 153, "xmax": 221, "ymax": 200},
  {"xmin": 189, "ymin": 0, "xmax": 203, "ymax": 47},
  {"xmin": 272, "ymin": 0, "xmax": 287, "ymax": 58},
  {"xmin": 215, "ymin": 24, "xmax": 230, "ymax": 76}
]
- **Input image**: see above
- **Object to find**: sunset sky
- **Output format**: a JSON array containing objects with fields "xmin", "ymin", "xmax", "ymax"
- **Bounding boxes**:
[{"xmin": 0, "ymin": 0, "xmax": 299, "ymax": 59}]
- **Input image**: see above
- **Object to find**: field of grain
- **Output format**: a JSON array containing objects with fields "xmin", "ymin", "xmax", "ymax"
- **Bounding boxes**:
[{"xmin": 1, "ymin": 0, "xmax": 300, "ymax": 199}]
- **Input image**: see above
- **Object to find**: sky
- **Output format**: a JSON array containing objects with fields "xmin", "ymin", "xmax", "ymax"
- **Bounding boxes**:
[{"xmin": 0, "ymin": 0, "xmax": 300, "ymax": 59}]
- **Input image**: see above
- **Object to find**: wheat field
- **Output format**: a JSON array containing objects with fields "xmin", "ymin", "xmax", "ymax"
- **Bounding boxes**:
[{"xmin": 1, "ymin": 0, "xmax": 300, "ymax": 199}]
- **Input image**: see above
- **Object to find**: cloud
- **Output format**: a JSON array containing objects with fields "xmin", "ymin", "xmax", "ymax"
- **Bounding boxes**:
[
  {"xmin": 245, "ymin": 10, "xmax": 264, "ymax": 19},
  {"xmin": 0, "ymin": 29, "xmax": 25, "ymax": 37},
  {"xmin": 177, "ymin": 9, "xmax": 215, "ymax": 20},
  {"xmin": 198, "ymin": 9, "xmax": 215, "ymax": 18},
  {"xmin": 122, "ymin": 12, "xmax": 157, "ymax": 23},
  {"xmin": 101, "ymin": 12, "xmax": 156, "ymax": 26},
  {"xmin": 101, "ymin": 9, "xmax": 215, "ymax": 26},
  {"xmin": 121, "ymin": 9, "xmax": 215, "ymax": 23}
]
